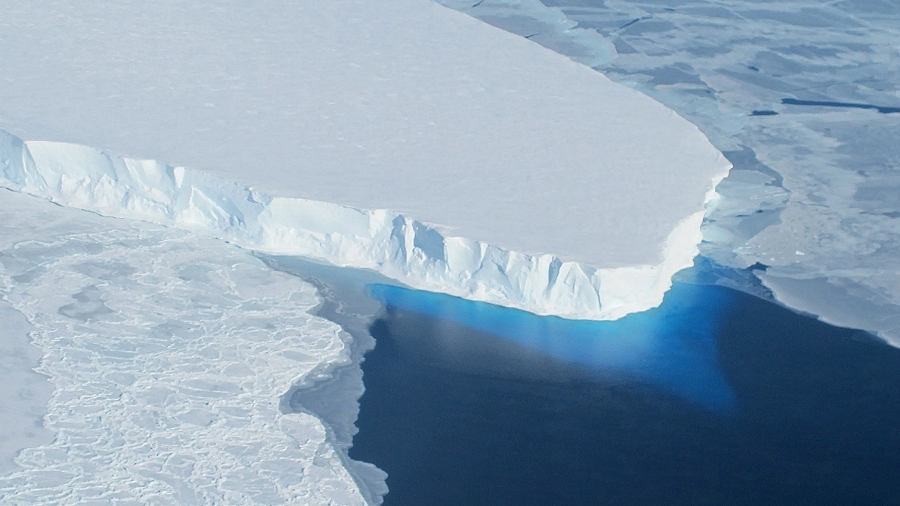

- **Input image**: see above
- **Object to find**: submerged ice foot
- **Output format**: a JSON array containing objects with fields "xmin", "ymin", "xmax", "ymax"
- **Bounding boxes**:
[{"xmin": 368, "ymin": 280, "xmax": 738, "ymax": 412}]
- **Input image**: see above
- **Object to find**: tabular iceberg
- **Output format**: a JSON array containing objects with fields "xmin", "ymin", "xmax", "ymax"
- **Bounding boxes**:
[{"xmin": 0, "ymin": 0, "xmax": 729, "ymax": 318}]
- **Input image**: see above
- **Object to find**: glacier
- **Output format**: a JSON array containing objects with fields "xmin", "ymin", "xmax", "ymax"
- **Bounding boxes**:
[{"xmin": 0, "ymin": 0, "xmax": 729, "ymax": 320}]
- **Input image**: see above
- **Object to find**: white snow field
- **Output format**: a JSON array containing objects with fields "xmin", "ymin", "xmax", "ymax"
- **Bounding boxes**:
[
  {"xmin": 448, "ymin": 0, "xmax": 900, "ymax": 345},
  {"xmin": 0, "ymin": 189, "xmax": 383, "ymax": 505},
  {"xmin": 0, "ymin": 0, "xmax": 729, "ymax": 320}
]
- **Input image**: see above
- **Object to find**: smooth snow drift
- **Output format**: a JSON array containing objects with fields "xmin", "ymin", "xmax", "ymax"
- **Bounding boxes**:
[{"xmin": 0, "ymin": 0, "xmax": 728, "ymax": 319}]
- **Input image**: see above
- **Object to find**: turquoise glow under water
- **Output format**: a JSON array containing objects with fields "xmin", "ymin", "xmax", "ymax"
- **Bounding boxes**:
[{"xmin": 367, "ymin": 282, "xmax": 738, "ymax": 413}]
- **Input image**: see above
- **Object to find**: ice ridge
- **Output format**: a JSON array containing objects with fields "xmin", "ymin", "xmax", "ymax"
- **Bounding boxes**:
[{"xmin": 0, "ymin": 128, "xmax": 727, "ymax": 320}]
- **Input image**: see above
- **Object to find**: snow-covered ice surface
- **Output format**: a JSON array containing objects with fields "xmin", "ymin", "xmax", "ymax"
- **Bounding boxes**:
[
  {"xmin": 0, "ymin": 302, "xmax": 54, "ymax": 477},
  {"xmin": 0, "ymin": 190, "xmax": 382, "ymax": 505},
  {"xmin": 444, "ymin": 0, "xmax": 900, "ymax": 345},
  {"xmin": 0, "ymin": 0, "xmax": 729, "ymax": 320}
]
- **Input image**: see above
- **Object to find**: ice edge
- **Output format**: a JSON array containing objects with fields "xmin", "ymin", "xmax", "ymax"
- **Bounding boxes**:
[{"xmin": 0, "ymin": 128, "xmax": 729, "ymax": 320}]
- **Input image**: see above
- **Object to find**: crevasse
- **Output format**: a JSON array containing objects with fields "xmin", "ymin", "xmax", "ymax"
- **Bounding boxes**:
[{"xmin": 0, "ymin": 128, "xmax": 725, "ymax": 319}]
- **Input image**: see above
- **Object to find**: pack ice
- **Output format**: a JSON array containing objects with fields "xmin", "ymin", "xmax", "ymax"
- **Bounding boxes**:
[{"xmin": 0, "ymin": 0, "xmax": 729, "ymax": 319}]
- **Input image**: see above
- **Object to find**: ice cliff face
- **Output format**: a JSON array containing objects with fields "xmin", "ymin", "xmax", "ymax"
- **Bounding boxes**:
[{"xmin": 0, "ymin": 128, "xmax": 725, "ymax": 320}]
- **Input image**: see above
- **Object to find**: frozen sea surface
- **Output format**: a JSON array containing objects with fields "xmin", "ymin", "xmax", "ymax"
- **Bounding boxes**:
[
  {"xmin": 0, "ymin": 190, "xmax": 383, "ymax": 505},
  {"xmin": 439, "ymin": 0, "xmax": 900, "ymax": 344}
]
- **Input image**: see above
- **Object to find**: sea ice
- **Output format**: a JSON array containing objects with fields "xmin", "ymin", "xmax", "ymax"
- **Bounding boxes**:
[
  {"xmin": 0, "ymin": 0, "xmax": 730, "ymax": 320},
  {"xmin": 0, "ymin": 303, "xmax": 53, "ymax": 476},
  {"xmin": 0, "ymin": 190, "xmax": 383, "ymax": 505}
]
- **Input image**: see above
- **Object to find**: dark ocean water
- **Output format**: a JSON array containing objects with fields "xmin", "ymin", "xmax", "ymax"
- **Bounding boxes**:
[{"xmin": 349, "ymin": 282, "xmax": 900, "ymax": 506}]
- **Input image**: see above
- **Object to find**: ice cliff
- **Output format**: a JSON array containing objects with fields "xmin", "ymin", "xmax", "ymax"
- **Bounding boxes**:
[{"xmin": 0, "ymin": 128, "xmax": 725, "ymax": 319}]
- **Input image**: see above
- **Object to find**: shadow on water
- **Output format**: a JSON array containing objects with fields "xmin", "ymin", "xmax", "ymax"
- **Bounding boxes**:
[{"xmin": 351, "ymin": 282, "xmax": 900, "ymax": 506}]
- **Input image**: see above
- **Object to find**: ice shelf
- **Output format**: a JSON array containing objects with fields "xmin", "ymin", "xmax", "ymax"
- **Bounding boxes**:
[{"xmin": 0, "ymin": 0, "xmax": 729, "ymax": 318}]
